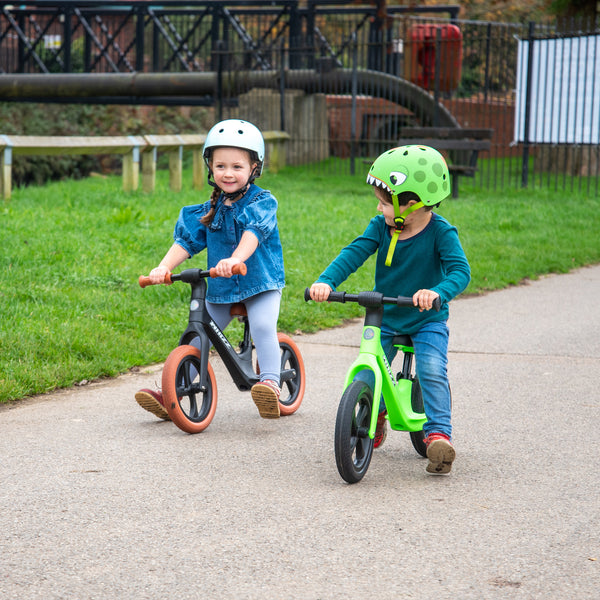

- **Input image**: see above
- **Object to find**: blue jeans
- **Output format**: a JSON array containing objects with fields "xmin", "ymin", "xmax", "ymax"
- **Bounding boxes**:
[{"xmin": 355, "ymin": 320, "xmax": 452, "ymax": 439}]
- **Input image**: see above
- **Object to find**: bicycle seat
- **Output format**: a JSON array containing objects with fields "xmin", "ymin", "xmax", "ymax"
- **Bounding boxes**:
[
  {"xmin": 230, "ymin": 303, "xmax": 247, "ymax": 318},
  {"xmin": 392, "ymin": 334, "xmax": 413, "ymax": 347}
]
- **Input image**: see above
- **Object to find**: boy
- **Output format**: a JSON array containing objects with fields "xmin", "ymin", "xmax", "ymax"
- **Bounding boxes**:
[{"xmin": 310, "ymin": 145, "xmax": 470, "ymax": 474}]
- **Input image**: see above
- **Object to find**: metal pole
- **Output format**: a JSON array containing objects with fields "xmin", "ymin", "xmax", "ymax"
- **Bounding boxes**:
[
  {"xmin": 63, "ymin": 7, "xmax": 72, "ymax": 73},
  {"xmin": 521, "ymin": 21, "xmax": 535, "ymax": 189},
  {"xmin": 350, "ymin": 33, "xmax": 357, "ymax": 175},
  {"xmin": 484, "ymin": 22, "xmax": 491, "ymax": 103},
  {"xmin": 279, "ymin": 40, "xmax": 286, "ymax": 131},
  {"xmin": 136, "ymin": 6, "xmax": 145, "ymax": 72},
  {"xmin": 433, "ymin": 27, "xmax": 441, "ymax": 127},
  {"xmin": 216, "ymin": 40, "xmax": 223, "ymax": 121}
]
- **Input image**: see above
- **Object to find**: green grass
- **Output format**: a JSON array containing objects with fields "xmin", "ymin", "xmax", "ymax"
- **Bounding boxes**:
[{"xmin": 1, "ymin": 165, "xmax": 599, "ymax": 403}]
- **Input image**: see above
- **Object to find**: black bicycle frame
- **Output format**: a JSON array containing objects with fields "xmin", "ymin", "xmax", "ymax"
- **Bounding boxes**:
[{"xmin": 175, "ymin": 270, "xmax": 258, "ymax": 392}]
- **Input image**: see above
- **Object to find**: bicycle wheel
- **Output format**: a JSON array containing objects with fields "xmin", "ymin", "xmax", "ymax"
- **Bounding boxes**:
[
  {"xmin": 162, "ymin": 345, "xmax": 218, "ymax": 434},
  {"xmin": 408, "ymin": 377, "xmax": 427, "ymax": 457},
  {"xmin": 277, "ymin": 333, "xmax": 305, "ymax": 416},
  {"xmin": 334, "ymin": 381, "xmax": 375, "ymax": 484}
]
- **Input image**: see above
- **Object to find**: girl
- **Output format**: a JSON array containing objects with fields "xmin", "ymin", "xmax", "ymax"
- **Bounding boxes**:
[{"xmin": 136, "ymin": 119, "xmax": 285, "ymax": 419}]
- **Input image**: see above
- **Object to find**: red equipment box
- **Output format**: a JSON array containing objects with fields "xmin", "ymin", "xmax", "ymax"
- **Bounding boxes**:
[{"xmin": 404, "ymin": 24, "xmax": 463, "ymax": 93}]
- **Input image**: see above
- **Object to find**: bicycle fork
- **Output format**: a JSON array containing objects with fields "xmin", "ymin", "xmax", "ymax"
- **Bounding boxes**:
[{"xmin": 343, "ymin": 323, "xmax": 426, "ymax": 439}]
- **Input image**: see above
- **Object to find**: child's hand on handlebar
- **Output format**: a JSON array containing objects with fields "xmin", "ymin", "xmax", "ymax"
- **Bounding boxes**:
[
  {"xmin": 148, "ymin": 265, "xmax": 171, "ymax": 285},
  {"xmin": 309, "ymin": 282, "xmax": 333, "ymax": 302},
  {"xmin": 413, "ymin": 289, "xmax": 440, "ymax": 312},
  {"xmin": 214, "ymin": 257, "xmax": 243, "ymax": 278}
]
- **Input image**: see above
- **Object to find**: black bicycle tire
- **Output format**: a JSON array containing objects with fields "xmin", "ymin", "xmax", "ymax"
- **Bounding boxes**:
[
  {"xmin": 162, "ymin": 345, "xmax": 217, "ymax": 434},
  {"xmin": 408, "ymin": 377, "xmax": 428, "ymax": 457},
  {"xmin": 334, "ymin": 381, "xmax": 375, "ymax": 484},
  {"xmin": 276, "ymin": 333, "xmax": 305, "ymax": 416}
]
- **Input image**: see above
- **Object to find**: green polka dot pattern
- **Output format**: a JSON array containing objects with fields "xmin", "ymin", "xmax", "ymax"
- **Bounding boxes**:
[{"xmin": 366, "ymin": 145, "xmax": 450, "ymax": 205}]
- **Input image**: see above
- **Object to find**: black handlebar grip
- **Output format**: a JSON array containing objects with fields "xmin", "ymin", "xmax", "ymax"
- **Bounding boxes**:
[
  {"xmin": 432, "ymin": 296, "xmax": 441, "ymax": 312},
  {"xmin": 304, "ymin": 288, "xmax": 312, "ymax": 302},
  {"xmin": 327, "ymin": 291, "xmax": 347, "ymax": 303}
]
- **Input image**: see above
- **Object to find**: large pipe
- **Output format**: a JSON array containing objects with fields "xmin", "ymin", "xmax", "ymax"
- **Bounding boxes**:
[{"xmin": 0, "ymin": 69, "xmax": 459, "ymax": 127}]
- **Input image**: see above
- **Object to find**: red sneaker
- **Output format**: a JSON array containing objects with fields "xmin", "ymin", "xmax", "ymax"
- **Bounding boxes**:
[
  {"xmin": 424, "ymin": 432, "xmax": 455, "ymax": 474},
  {"xmin": 374, "ymin": 411, "xmax": 388, "ymax": 449},
  {"xmin": 135, "ymin": 388, "xmax": 171, "ymax": 421}
]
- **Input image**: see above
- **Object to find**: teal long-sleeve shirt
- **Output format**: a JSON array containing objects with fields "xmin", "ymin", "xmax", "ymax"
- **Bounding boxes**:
[{"xmin": 316, "ymin": 213, "xmax": 471, "ymax": 335}]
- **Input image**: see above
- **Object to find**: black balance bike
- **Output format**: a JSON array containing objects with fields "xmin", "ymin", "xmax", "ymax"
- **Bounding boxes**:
[{"xmin": 139, "ymin": 264, "xmax": 305, "ymax": 433}]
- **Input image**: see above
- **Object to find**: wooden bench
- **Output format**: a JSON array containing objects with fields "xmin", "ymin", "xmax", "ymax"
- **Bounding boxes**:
[
  {"xmin": 141, "ymin": 130, "xmax": 290, "ymax": 194},
  {"xmin": 396, "ymin": 127, "xmax": 493, "ymax": 198},
  {"xmin": 1, "ymin": 131, "xmax": 291, "ymax": 200},
  {"xmin": 142, "ymin": 134, "xmax": 206, "ymax": 194},
  {"xmin": 0, "ymin": 134, "xmax": 146, "ymax": 199}
]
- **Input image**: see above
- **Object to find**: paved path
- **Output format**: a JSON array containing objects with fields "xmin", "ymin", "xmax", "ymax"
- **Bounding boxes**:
[{"xmin": 1, "ymin": 266, "xmax": 599, "ymax": 599}]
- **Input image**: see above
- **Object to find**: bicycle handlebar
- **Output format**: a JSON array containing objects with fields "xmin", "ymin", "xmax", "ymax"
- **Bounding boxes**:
[
  {"xmin": 303, "ymin": 288, "xmax": 441, "ymax": 312},
  {"xmin": 139, "ymin": 263, "xmax": 247, "ymax": 288}
]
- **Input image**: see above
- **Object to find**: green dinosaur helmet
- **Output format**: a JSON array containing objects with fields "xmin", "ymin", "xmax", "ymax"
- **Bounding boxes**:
[{"xmin": 366, "ymin": 145, "xmax": 450, "ymax": 205}]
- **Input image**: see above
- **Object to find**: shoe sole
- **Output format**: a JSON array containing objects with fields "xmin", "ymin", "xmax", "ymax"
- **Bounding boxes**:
[
  {"xmin": 251, "ymin": 384, "xmax": 281, "ymax": 419},
  {"xmin": 426, "ymin": 439, "xmax": 456, "ymax": 474},
  {"xmin": 135, "ymin": 391, "xmax": 171, "ymax": 421},
  {"xmin": 374, "ymin": 427, "xmax": 387, "ymax": 449}
]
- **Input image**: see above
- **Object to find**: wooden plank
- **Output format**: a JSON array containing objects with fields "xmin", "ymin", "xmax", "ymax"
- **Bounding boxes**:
[
  {"xmin": 263, "ymin": 130, "xmax": 290, "ymax": 173},
  {"xmin": 122, "ymin": 146, "xmax": 140, "ymax": 192},
  {"xmin": 141, "ymin": 148, "xmax": 157, "ymax": 193},
  {"xmin": 143, "ymin": 133, "xmax": 206, "ymax": 152},
  {"xmin": 169, "ymin": 147, "xmax": 183, "ymax": 193},
  {"xmin": 396, "ymin": 139, "xmax": 491, "ymax": 151},
  {"xmin": 192, "ymin": 149, "xmax": 205, "ymax": 190},
  {"xmin": 400, "ymin": 127, "xmax": 493, "ymax": 140},
  {"xmin": 0, "ymin": 131, "xmax": 288, "ymax": 198},
  {"xmin": 1, "ymin": 161, "xmax": 11, "ymax": 200},
  {"xmin": 142, "ymin": 134, "xmax": 206, "ymax": 192},
  {"xmin": 5, "ymin": 135, "xmax": 146, "ymax": 155}
]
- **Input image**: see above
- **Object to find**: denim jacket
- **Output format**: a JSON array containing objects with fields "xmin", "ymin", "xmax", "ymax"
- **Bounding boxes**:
[{"xmin": 173, "ymin": 183, "xmax": 285, "ymax": 303}]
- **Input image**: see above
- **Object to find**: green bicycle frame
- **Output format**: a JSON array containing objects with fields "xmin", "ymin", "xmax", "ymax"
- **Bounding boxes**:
[{"xmin": 343, "ymin": 324, "xmax": 427, "ymax": 439}]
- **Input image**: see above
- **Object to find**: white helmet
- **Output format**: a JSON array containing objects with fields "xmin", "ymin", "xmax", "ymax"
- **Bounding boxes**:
[{"xmin": 203, "ymin": 119, "xmax": 265, "ymax": 178}]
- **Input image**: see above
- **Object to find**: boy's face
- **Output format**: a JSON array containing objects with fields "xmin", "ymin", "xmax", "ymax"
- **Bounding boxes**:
[
  {"xmin": 374, "ymin": 186, "xmax": 422, "ymax": 228},
  {"xmin": 373, "ymin": 186, "xmax": 396, "ymax": 227}
]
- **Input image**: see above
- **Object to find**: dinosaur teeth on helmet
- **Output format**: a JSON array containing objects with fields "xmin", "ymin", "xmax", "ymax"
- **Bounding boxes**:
[{"xmin": 366, "ymin": 173, "xmax": 392, "ymax": 192}]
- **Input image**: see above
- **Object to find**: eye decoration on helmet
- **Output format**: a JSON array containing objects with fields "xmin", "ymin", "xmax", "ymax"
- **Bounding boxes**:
[{"xmin": 367, "ymin": 145, "xmax": 450, "ymax": 205}]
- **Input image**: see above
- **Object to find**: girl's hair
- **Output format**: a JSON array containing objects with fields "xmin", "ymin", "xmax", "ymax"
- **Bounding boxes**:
[{"xmin": 200, "ymin": 186, "xmax": 221, "ymax": 226}]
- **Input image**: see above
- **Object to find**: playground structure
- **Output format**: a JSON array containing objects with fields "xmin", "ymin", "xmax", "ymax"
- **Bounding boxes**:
[
  {"xmin": 1, "ymin": 2, "xmax": 598, "ymax": 192},
  {"xmin": 0, "ymin": 2, "xmax": 465, "ymax": 166}
]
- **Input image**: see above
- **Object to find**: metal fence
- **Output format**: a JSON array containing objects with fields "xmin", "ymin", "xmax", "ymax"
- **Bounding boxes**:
[{"xmin": 1, "ymin": 1, "xmax": 599, "ymax": 195}]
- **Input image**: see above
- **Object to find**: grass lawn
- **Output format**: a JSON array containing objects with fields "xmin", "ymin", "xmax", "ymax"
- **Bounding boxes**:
[{"xmin": 1, "ymin": 164, "xmax": 599, "ymax": 403}]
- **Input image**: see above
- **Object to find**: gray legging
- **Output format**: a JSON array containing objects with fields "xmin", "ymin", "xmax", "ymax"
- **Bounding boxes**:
[{"xmin": 190, "ymin": 289, "xmax": 282, "ymax": 384}]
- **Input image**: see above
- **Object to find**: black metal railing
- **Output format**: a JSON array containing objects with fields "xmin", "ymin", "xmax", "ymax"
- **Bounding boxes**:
[
  {"xmin": 1, "ymin": 1, "xmax": 599, "ymax": 195},
  {"xmin": 0, "ymin": 0, "xmax": 460, "ymax": 75}
]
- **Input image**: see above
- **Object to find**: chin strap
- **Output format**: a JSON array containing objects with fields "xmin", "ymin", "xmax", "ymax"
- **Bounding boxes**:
[
  {"xmin": 384, "ymin": 196, "xmax": 424, "ymax": 266},
  {"xmin": 207, "ymin": 178, "xmax": 250, "ymax": 200},
  {"xmin": 206, "ymin": 163, "xmax": 260, "ymax": 200}
]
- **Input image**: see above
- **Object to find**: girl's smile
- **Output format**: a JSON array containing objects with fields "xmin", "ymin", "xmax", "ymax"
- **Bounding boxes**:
[{"xmin": 211, "ymin": 147, "xmax": 257, "ymax": 198}]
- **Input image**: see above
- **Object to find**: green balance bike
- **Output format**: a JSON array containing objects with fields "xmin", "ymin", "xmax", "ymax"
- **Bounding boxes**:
[{"xmin": 305, "ymin": 289, "xmax": 440, "ymax": 483}]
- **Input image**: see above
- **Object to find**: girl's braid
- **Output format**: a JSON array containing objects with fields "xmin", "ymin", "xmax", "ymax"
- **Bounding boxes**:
[{"xmin": 200, "ymin": 186, "xmax": 221, "ymax": 226}]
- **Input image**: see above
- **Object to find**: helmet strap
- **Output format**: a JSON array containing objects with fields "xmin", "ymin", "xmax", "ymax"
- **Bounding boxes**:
[
  {"xmin": 206, "ymin": 174, "xmax": 253, "ymax": 201},
  {"xmin": 384, "ymin": 197, "xmax": 424, "ymax": 266}
]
